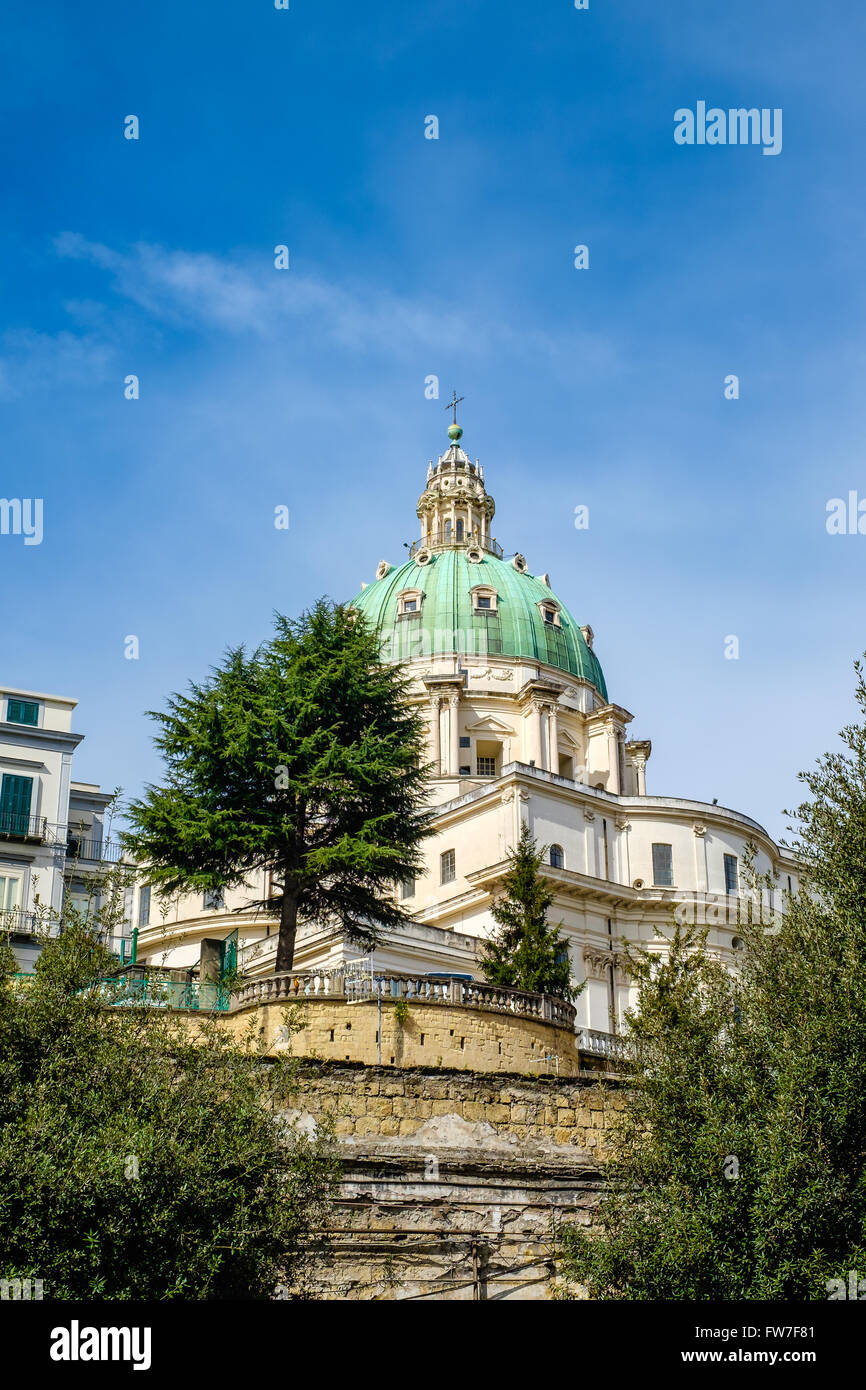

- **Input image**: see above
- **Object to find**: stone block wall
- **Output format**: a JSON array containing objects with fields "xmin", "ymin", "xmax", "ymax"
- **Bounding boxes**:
[
  {"xmin": 288, "ymin": 1061, "xmax": 623, "ymax": 1152},
  {"xmin": 225, "ymin": 993, "xmax": 602, "ymax": 1078},
  {"xmin": 283, "ymin": 1062, "xmax": 624, "ymax": 1300}
]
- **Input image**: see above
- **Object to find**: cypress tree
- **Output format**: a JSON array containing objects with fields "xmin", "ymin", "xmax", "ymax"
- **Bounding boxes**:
[{"xmin": 480, "ymin": 825, "xmax": 575, "ymax": 1000}]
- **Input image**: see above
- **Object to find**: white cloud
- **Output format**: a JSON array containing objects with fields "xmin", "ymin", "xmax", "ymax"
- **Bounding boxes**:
[
  {"xmin": 0, "ymin": 234, "xmax": 617, "ymax": 397},
  {"xmin": 52, "ymin": 233, "xmax": 615, "ymax": 370},
  {"xmin": 0, "ymin": 327, "xmax": 115, "ymax": 400}
]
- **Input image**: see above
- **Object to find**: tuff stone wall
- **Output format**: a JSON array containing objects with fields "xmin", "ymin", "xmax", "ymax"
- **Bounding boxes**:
[
  {"xmin": 284, "ymin": 1062, "xmax": 623, "ymax": 1300},
  {"xmin": 287, "ymin": 1061, "xmax": 622, "ymax": 1150},
  {"xmin": 225, "ymin": 993, "xmax": 603, "ymax": 1079}
]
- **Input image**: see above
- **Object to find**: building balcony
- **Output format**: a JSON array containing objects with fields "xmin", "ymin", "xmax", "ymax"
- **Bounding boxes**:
[
  {"xmin": 0, "ymin": 812, "xmax": 48, "ymax": 843},
  {"xmin": 227, "ymin": 969, "xmax": 623, "ymax": 1075},
  {"xmin": 232, "ymin": 967, "xmax": 577, "ymax": 1028},
  {"xmin": 92, "ymin": 964, "xmax": 229, "ymax": 1011},
  {"xmin": 0, "ymin": 907, "xmax": 46, "ymax": 937},
  {"xmin": 65, "ymin": 836, "xmax": 124, "ymax": 864}
]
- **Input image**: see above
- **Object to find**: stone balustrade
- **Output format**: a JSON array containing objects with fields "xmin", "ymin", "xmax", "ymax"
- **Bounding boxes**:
[
  {"xmin": 222, "ymin": 970, "xmax": 621, "ymax": 1077},
  {"xmin": 576, "ymin": 1026, "xmax": 630, "ymax": 1061},
  {"xmin": 231, "ymin": 971, "xmax": 342, "ymax": 1007},
  {"xmin": 230, "ymin": 969, "xmax": 576, "ymax": 1030}
]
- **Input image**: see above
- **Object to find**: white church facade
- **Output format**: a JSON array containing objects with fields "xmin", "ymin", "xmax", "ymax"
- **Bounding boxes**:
[{"xmin": 131, "ymin": 415, "xmax": 799, "ymax": 1033}]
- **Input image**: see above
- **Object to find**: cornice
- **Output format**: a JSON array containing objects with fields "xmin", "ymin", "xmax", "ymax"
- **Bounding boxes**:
[
  {"xmin": 428, "ymin": 762, "xmax": 797, "ymax": 865},
  {"xmin": 0, "ymin": 724, "xmax": 84, "ymax": 752}
]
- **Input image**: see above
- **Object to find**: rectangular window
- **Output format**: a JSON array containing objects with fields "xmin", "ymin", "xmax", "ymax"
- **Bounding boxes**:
[
  {"xmin": 724, "ymin": 854, "xmax": 739, "ymax": 895},
  {"xmin": 203, "ymin": 887, "xmax": 225, "ymax": 911},
  {"xmin": 440, "ymin": 849, "xmax": 455, "ymax": 885},
  {"xmin": 459, "ymin": 736, "xmax": 470, "ymax": 748},
  {"xmin": 403, "ymin": 599, "xmax": 417, "ymax": 612},
  {"xmin": 0, "ymin": 875, "xmax": 21, "ymax": 911},
  {"xmin": 652, "ymin": 843, "xmax": 673, "ymax": 887},
  {"xmin": 459, "ymin": 765, "xmax": 471, "ymax": 776},
  {"xmin": 476, "ymin": 756, "xmax": 496, "ymax": 776},
  {"xmin": 138, "ymin": 884, "xmax": 151, "ymax": 927},
  {"xmin": 6, "ymin": 699, "xmax": 39, "ymax": 726},
  {"xmin": 400, "ymin": 876, "xmax": 415, "ymax": 900},
  {"xmin": 0, "ymin": 774, "xmax": 34, "ymax": 836},
  {"xmin": 67, "ymin": 893, "xmax": 94, "ymax": 922},
  {"xmin": 475, "ymin": 596, "xmax": 491, "ymax": 610}
]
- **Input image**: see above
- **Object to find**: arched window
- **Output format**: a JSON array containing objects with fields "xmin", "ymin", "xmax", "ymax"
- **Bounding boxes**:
[
  {"xmin": 456, "ymin": 518, "xmax": 464, "ymax": 541},
  {"xmin": 549, "ymin": 844, "xmax": 564, "ymax": 870},
  {"xmin": 444, "ymin": 519, "xmax": 452, "ymax": 541}
]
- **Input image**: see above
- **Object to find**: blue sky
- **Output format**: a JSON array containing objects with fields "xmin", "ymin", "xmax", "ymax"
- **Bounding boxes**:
[{"xmin": 2, "ymin": 0, "xmax": 865, "ymax": 840}]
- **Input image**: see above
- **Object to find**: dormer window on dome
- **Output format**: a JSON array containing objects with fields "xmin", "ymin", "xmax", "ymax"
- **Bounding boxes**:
[
  {"xmin": 471, "ymin": 585, "xmax": 498, "ymax": 613},
  {"xmin": 397, "ymin": 588, "xmax": 424, "ymax": 618},
  {"xmin": 539, "ymin": 600, "xmax": 562, "ymax": 628}
]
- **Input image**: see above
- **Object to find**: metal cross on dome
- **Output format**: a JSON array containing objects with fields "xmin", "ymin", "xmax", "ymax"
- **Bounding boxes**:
[{"xmin": 445, "ymin": 390, "xmax": 464, "ymax": 424}]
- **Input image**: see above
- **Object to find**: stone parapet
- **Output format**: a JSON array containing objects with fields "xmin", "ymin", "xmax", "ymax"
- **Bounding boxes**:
[{"xmin": 226, "ymin": 971, "xmax": 605, "ymax": 1077}]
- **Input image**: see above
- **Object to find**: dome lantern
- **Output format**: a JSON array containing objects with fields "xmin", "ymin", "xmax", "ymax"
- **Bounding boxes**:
[{"xmin": 414, "ymin": 394, "xmax": 499, "ymax": 557}]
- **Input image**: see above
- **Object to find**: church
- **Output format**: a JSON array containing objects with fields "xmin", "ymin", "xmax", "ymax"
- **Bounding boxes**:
[{"xmin": 134, "ymin": 409, "xmax": 799, "ymax": 1035}]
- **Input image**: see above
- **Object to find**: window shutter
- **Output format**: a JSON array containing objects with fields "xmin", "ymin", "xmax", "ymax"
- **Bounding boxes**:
[
  {"xmin": 0, "ymin": 775, "xmax": 33, "ymax": 834},
  {"xmin": 6, "ymin": 699, "xmax": 39, "ymax": 726}
]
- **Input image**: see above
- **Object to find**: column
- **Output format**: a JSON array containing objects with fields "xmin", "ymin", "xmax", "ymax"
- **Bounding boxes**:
[
  {"xmin": 500, "ymin": 791, "xmax": 514, "ymax": 856},
  {"xmin": 583, "ymin": 809, "xmax": 597, "ymax": 876},
  {"xmin": 606, "ymin": 722, "xmax": 621, "ymax": 794},
  {"xmin": 615, "ymin": 816, "xmax": 631, "ymax": 885},
  {"xmin": 430, "ymin": 696, "xmax": 441, "ymax": 775},
  {"xmin": 533, "ymin": 702, "xmax": 544, "ymax": 768},
  {"xmin": 449, "ymin": 694, "xmax": 460, "ymax": 777},
  {"xmin": 693, "ymin": 823, "xmax": 708, "ymax": 894},
  {"xmin": 548, "ymin": 703, "xmax": 560, "ymax": 776}
]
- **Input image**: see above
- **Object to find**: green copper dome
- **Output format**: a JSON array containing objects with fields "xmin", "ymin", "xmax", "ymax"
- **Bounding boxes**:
[{"xmin": 351, "ymin": 550, "xmax": 607, "ymax": 699}]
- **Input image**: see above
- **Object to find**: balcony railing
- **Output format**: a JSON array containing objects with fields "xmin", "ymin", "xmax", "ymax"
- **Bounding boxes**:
[
  {"xmin": 0, "ymin": 812, "xmax": 47, "ymax": 842},
  {"xmin": 0, "ymin": 907, "xmax": 135, "ymax": 958},
  {"xmin": 576, "ymin": 1027, "xmax": 630, "ymax": 1063},
  {"xmin": 408, "ymin": 532, "xmax": 504, "ymax": 560},
  {"xmin": 65, "ymin": 838, "xmax": 124, "ymax": 864},
  {"xmin": 91, "ymin": 968, "xmax": 229, "ymax": 1012},
  {"xmin": 0, "ymin": 907, "xmax": 45, "ymax": 937},
  {"xmin": 231, "ymin": 968, "xmax": 577, "ymax": 1028}
]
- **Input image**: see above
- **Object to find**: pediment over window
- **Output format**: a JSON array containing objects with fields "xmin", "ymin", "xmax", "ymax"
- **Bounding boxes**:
[
  {"xmin": 464, "ymin": 716, "xmax": 516, "ymax": 735},
  {"xmin": 396, "ymin": 588, "xmax": 424, "ymax": 618},
  {"xmin": 470, "ymin": 585, "xmax": 498, "ymax": 612}
]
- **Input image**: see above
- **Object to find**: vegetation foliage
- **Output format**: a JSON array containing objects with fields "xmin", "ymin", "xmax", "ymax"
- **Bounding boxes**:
[
  {"xmin": 123, "ymin": 601, "xmax": 432, "ymax": 973},
  {"xmin": 560, "ymin": 661, "xmax": 866, "ymax": 1300},
  {"xmin": 480, "ymin": 826, "xmax": 576, "ymax": 1001},
  {"xmin": 0, "ymin": 888, "xmax": 337, "ymax": 1299}
]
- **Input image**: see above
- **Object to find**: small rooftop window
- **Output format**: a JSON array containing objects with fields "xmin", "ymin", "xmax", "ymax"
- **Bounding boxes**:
[{"xmin": 6, "ymin": 699, "xmax": 39, "ymax": 726}]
